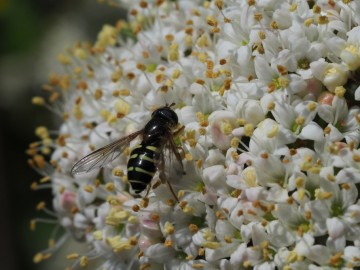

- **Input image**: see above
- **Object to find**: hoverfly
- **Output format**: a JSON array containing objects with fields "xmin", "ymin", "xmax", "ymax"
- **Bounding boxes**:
[{"xmin": 71, "ymin": 104, "xmax": 184, "ymax": 201}]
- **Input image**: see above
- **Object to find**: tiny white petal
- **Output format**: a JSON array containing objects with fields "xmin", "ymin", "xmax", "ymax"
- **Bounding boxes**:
[
  {"xmin": 355, "ymin": 86, "xmax": 360, "ymax": 100},
  {"xmin": 326, "ymin": 217, "xmax": 345, "ymax": 239},
  {"xmin": 299, "ymin": 122, "xmax": 324, "ymax": 141}
]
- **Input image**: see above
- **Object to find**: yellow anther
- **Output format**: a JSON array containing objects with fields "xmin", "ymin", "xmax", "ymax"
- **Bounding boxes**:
[
  {"xmin": 304, "ymin": 18, "xmax": 313, "ymax": 27},
  {"xmin": 94, "ymin": 89, "xmax": 103, "ymax": 100},
  {"xmin": 67, "ymin": 253, "xmax": 80, "ymax": 260},
  {"xmin": 105, "ymin": 182, "xmax": 115, "ymax": 191},
  {"xmin": 202, "ymin": 241, "xmax": 220, "ymax": 249},
  {"xmin": 32, "ymin": 96, "xmax": 45, "ymax": 106},
  {"xmin": 83, "ymin": 185, "xmax": 94, "ymax": 193},
  {"xmin": 244, "ymin": 123, "xmax": 254, "ymax": 136},
  {"xmin": 57, "ymin": 54, "xmax": 71, "ymax": 65},
  {"xmin": 164, "ymin": 222, "xmax": 175, "ymax": 235},
  {"xmin": 334, "ymin": 86, "xmax": 346, "ymax": 97},
  {"xmin": 289, "ymin": 3, "xmax": 297, "ymax": 11},
  {"xmin": 196, "ymin": 34, "xmax": 209, "ymax": 47},
  {"xmin": 30, "ymin": 219, "xmax": 36, "ymax": 231},
  {"xmin": 267, "ymin": 124, "xmax": 279, "ymax": 138},
  {"xmin": 315, "ymin": 189, "xmax": 333, "ymax": 199},
  {"xmin": 295, "ymin": 116, "xmax": 305, "ymax": 126},
  {"xmin": 168, "ymin": 42, "xmax": 179, "ymax": 61},
  {"xmin": 111, "ymin": 69, "xmax": 123, "ymax": 82},
  {"xmin": 106, "ymin": 236, "xmax": 132, "ymax": 252},
  {"xmin": 93, "ymin": 230, "xmax": 103, "ymax": 240},
  {"xmin": 114, "ymin": 99, "xmax": 130, "ymax": 118},
  {"xmin": 318, "ymin": 16, "xmax": 329, "ymax": 25},
  {"xmin": 243, "ymin": 167, "xmax": 257, "ymax": 187},
  {"xmin": 36, "ymin": 201, "xmax": 46, "ymax": 210},
  {"xmin": 80, "ymin": 256, "xmax": 88, "ymax": 268},
  {"xmin": 189, "ymin": 224, "xmax": 199, "ymax": 233}
]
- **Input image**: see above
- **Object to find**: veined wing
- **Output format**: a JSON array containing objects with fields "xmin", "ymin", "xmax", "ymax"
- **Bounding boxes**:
[
  {"xmin": 71, "ymin": 129, "xmax": 144, "ymax": 176},
  {"xmin": 154, "ymin": 136, "xmax": 185, "ymax": 202},
  {"xmin": 157, "ymin": 136, "xmax": 185, "ymax": 182}
]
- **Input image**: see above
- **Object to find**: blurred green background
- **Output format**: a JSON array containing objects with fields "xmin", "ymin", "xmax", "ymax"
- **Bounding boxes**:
[{"xmin": 0, "ymin": 0, "xmax": 125, "ymax": 269}]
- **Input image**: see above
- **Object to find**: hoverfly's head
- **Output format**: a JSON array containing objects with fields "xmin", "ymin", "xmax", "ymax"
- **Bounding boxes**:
[{"xmin": 152, "ymin": 104, "xmax": 178, "ymax": 127}]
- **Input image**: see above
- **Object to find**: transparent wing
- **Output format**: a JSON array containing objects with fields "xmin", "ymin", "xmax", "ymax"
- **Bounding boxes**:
[
  {"xmin": 71, "ymin": 129, "xmax": 144, "ymax": 176},
  {"xmin": 157, "ymin": 136, "xmax": 185, "ymax": 182}
]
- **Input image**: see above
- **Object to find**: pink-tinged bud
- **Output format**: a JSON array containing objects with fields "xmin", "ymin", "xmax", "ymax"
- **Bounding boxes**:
[
  {"xmin": 318, "ymin": 91, "xmax": 334, "ymax": 105},
  {"xmin": 138, "ymin": 235, "xmax": 153, "ymax": 252},
  {"xmin": 60, "ymin": 191, "xmax": 77, "ymax": 211}
]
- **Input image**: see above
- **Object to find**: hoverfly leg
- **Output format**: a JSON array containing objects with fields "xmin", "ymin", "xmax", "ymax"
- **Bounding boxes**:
[
  {"xmin": 151, "ymin": 179, "xmax": 162, "ymax": 190},
  {"xmin": 166, "ymin": 102, "xmax": 176, "ymax": 108},
  {"xmin": 143, "ymin": 183, "xmax": 153, "ymax": 200},
  {"xmin": 173, "ymin": 124, "xmax": 185, "ymax": 137},
  {"xmin": 158, "ymin": 169, "xmax": 179, "ymax": 203},
  {"xmin": 166, "ymin": 179, "xmax": 179, "ymax": 203}
]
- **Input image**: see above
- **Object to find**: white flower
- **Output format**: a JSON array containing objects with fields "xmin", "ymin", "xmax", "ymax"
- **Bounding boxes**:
[
  {"xmin": 29, "ymin": 0, "xmax": 360, "ymax": 268},
  {"xmin": 318, "ymin": 93, "xmax": 360, "ymax": 146},
  {"xmin": 332, "ymin": 147, "xmax": 360, "ymax": 185},
  {"xmin": 311, "ymin": 59, "xmax": 348, "ymax": 92},
  {"xmin": 246, "ymin": 118, "xmax": 294, "ymax": 155}
]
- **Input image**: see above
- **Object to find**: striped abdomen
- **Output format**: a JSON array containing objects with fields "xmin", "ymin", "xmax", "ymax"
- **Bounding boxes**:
[{"xmin": 127, "ymin": 144, "xmax": 159, "ymax": 194}]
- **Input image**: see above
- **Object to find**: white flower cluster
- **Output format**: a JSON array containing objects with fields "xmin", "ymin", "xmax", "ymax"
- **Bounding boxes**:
[{"xmin": 29, "ymin": 0, "xmax": 360, "ymax": 269}]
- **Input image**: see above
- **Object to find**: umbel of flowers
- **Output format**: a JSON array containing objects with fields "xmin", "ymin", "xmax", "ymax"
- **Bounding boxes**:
[{"xmin": 28, "ymin": 0, "xmax": 360, "ymax": 269}]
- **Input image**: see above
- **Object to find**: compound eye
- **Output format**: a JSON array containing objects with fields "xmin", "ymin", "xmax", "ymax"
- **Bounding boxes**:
[{"xmin": 162, "ymin": 108, "xmax": 178, "ymax": 125}]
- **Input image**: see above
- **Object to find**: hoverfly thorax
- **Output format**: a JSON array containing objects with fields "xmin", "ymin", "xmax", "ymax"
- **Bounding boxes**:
[{"xmin": 151, "ymin": 106, "xmax": 179, "ymax": 128}]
